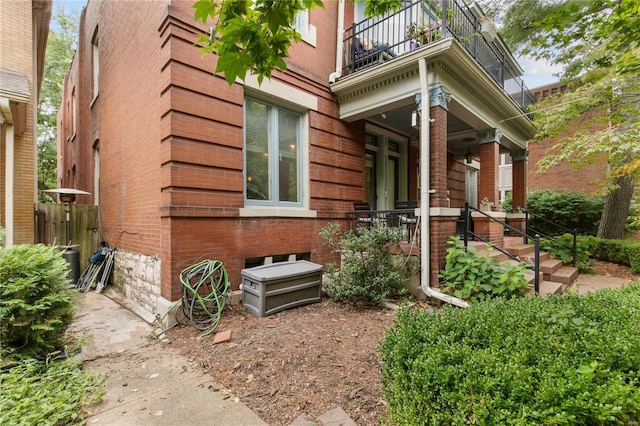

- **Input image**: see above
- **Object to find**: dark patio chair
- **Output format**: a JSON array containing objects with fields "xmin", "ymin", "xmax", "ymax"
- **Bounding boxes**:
[{"xmin": 395, "ymin": 200, "xmax": 419, "ymax": 241}]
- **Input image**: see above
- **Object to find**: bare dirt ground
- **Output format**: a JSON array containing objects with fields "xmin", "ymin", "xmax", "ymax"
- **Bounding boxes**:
[{"xmin": 167, "ymin": 261, "xmax": 638, "ymax": 426}]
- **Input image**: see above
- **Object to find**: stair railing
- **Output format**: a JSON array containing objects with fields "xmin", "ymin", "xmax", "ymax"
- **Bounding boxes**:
[
  {"xmin": 464, "ymin": 203, "xmax": 540, "ymax": 294},
  {"xmin": 524, "ymin": 210, "xmax": 577, "ymax": 267}
]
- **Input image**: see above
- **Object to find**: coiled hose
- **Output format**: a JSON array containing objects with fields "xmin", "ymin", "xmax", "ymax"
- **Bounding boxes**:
[{"xmin": 177, "ymin": 259, "xmax": 229, "ymax": 336}]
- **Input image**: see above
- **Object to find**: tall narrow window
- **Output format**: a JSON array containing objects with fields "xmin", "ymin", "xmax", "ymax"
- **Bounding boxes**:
[
  {"xmin": 71, "ymin": 87, "xmax": 77, "ymax": 136},
  {"xmin": 92, "ymin": 28, "xmax": 99, "ymax": 100},
  {"xmin": 245, "ymin": 98, "xmax": 302, "ymax": 206}
]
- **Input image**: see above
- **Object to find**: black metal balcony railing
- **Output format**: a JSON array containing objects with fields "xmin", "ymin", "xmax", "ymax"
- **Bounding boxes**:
[
  {"xmin": 342, "ymin": 0, "xmax": 534, "ymax": 111},
  {"xmin": 345, "ymin": 208, "xmax": 420, "ymax": 244}
]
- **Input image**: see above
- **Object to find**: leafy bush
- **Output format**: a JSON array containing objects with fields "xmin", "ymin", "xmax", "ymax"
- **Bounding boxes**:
[
  {"xmin": 320, "ymin": 222, "xmax": 408, "ymax": 305},
  {"xmin": 380, "ymin": 284, "xmax": 640, "ymax": 425},
  {"xmin": 501, "ymin": 190, "xmax": 513, "ymax": 213},
  {"xmin": 0, "ymin": 244, "xmax": 75, "ymax": 358},
  {"xmin": 526, "ymin": 189, "xmax": 604, "ymax": 236},
  {"xmin": 581, "ymin": 236, "xmax": 640, "ymax": 274},
  {"xmin": 0, "ymin": 357, "xmax": 103, "ymax": 425},
  {"xmin": 540, "ymin": 233, "xmax": 595, "ymax": 274},
  {"xmin": 438, "ymin": 236, "xmax": 531, "ymax": 301}
]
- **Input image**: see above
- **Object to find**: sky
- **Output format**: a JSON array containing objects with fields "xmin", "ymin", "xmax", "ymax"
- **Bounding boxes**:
[{"xmin": 52, "ymin": 0, "xmax": 560, "ymax": 90}]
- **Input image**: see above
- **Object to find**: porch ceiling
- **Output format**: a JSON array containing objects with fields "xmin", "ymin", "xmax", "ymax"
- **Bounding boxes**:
[{"xmin": 330, "ymin": 39, "xmax": 536, "ymax": 149}]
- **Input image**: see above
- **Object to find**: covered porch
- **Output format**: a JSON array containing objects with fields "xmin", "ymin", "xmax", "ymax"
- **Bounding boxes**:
[{"xmin": 330, "ymin": 0, "xmax": 536, "ymax": 295}]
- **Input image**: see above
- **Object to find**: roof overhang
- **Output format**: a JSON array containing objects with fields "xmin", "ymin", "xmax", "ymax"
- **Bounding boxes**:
[{"xmin": 330, "ymin": 38, "xmax": 536, "ymax": 146}]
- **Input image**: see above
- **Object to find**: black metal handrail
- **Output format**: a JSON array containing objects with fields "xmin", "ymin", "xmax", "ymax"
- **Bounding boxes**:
[
  {"xmin": 524, "ymin": 210, "xmax": 577, "ymax": 267},
  {"xmin": 464, "ymin": 203, "xmax": 540, "ymax": 294},
  {"xmin": 341, "ymin": 0, "xmax": 534, "ymax": 111},
  {"xmin": 345, "ymin": 208, "xmax": 419, "ymax": 244}
]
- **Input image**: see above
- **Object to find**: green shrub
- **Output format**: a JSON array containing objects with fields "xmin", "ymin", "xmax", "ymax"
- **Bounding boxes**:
[
  {"xmin": 0, "ymin": 244, "xmax": 75, "ymax": 358},
  {"xmin": 0, "ymin": 356, "xmax": 103, "ymax": 425},
  {"xmin": 501, "ymin": 191, "xmax": 513, "ymax": 213},
  {"xmin": 526, "ymin": 189, "xmax": 604, "ymax": 236},
  {"xmin": 581, "ymin": 236, "xmax": 640, "ymax": 274},
  {"xmin": 320, "ymin": 222, "xmax": 408, "ymax": 305},
  {"xmin": 438, "ymin": 236, "xmax": 531, "ymax": 301},
  {"xmin": 540, "ymin": 233, "xmax": 595, "ymax": 274},
  {"xmin": 380, "ymin": 284, "xmax": 640, "ymax": 425}
]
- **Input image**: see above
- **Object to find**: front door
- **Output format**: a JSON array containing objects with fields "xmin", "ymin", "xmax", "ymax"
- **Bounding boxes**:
[{"xmin": 366, "ymin": 133, "xmax": 406, "ymax": 210}]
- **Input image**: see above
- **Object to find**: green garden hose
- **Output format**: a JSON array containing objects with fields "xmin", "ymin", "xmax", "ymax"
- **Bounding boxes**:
[{"xmin": 178, "ymin": 259, "xmax": 230, "ymax": 336}]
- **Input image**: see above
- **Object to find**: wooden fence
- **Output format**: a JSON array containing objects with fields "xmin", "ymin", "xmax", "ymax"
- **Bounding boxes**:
[{"xmin": 35, "ymin": 203, "xmax": 101, "ymax": 269}]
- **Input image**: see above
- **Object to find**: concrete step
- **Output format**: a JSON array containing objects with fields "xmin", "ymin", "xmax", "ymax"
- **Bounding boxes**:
[
  {"xmin": 524, "ymin": 280, "xmax": 564, "ymax": 297},
  {"xmin": 508, "ymin": 243, "xmax": 536, "ymax": 257},
  {"xmin": 540, "ymin": 258, "xmax": 564, "ymax": 276},
  {"xmin": 539, "ymin": 280, "xmax": 564, "ymax": 296},
  {"xmin": 503, "ymin": 236, "xmax": 524, "ymax": 248},
  {"xmin": 550, "ymin": 266, "xmax": 580, "ymax": 285}
]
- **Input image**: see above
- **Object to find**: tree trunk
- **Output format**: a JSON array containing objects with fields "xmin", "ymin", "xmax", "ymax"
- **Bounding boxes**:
[{"xmin": 597, "ymin": 175, "xmax": 635, "ymax": 239}]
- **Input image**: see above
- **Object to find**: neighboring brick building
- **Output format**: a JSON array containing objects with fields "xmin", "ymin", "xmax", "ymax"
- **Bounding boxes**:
[
  {"xmin": 59, "ymin": 0, "xmax": 535, "ymax": 320},
  {"xmin": 1, "ymin": 0, "xmax": 52, "ymax": 245},
  {"xmin": 528, "ymin": 81, "xmax": 607, "ymax": 195}
]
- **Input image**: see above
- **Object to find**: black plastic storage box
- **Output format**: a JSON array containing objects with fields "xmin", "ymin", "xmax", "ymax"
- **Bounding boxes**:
[{"xmin": 241, "ymin": 260, "xmax": 323, "ymax": 317}]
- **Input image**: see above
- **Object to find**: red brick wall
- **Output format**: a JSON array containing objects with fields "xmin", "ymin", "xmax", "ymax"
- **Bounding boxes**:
[
  {"xmin": 478, "ymin": 141, "xmax": 499, "ymax": 204},
  {"xmin": 429, "ymin": 106, "xmax": 448, "ymax": 207},
  {"xmin": 60, "ymin": 0, "xmax": 369, "ymax": 304},
  {"xmin": 447, "ymin": 153, "xmax": 466, "ymax": 208},
  {"xmin": 528, "ymin": 139, "xmax": 605, "ymax": 195},
  {"xmin": 512, "ymin": 158, "xmax": 526, "ymax": 210}
]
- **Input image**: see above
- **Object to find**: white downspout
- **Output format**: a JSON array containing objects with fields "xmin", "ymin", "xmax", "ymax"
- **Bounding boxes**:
[
  {"xmin": 418, "ymin": 59, "xmax": 469, "ymax": 308},
  {"xmin": 1, "ymin": 98, "xmax": 15, "ymax": 247},
  {"xmin": 329, "ymin": 0, "xmax": 345, "ymax": 83}
]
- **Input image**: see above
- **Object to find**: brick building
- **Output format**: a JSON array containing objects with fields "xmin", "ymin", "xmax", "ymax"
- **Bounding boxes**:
[
  {"xmin": 59, "ymin": 0, "xmax": 535, "ymax": 320},
  {"xmin": 1, "ymin": 0, "xmax": 52, "ymax": 245},
  {"xmin": 528, "ymin": 81, "xmax": 607, "ymax": 195}
]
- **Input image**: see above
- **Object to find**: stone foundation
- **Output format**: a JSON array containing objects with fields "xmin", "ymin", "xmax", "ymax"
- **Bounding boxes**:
[{"xmin": 112, "ymin": 249, "xmax": 161, "ymax": 323}]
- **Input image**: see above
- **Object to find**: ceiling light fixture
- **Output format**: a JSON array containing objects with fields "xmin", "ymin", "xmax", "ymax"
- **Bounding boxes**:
[{"xmin": 463, "ymin": 138, "xmax": 475, "ymax": 164}]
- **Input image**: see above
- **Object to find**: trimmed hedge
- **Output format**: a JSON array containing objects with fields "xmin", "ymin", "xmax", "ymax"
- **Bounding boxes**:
[
  {"xmin": 526, "ymin": 190, "xmax": 604, "ymax": 236},
  {"xmin": 581, "ymin": 236, "xmax": 640, "ymax": 274},
  {"xmin": 380, "ymin": 284, "xmax": 640, "ymax": 425},
  {"xmin": 0, "ymin": 244, "xmax": 75, "ymax": 358}
]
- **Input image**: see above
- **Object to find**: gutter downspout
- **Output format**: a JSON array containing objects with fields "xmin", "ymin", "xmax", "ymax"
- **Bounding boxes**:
[
  {"xmin": 418, "ymin": 59, "xmax": 469, "ymax": 308},
  {"xmin": 328, "ymin": 0, "xmax": 344, "ymax": 83},
  {"xmin": 1, "ymin": 98, "xmax": 15, "ymax": 247}
]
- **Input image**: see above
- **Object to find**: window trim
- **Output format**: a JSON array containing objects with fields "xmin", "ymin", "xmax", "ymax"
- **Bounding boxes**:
[
  {"xmin": 293, "ymin": 9, "xmax": 317, "ymax": 47},
  {"xmin": 243, "ymin": 97, "xmax": 306, "ymax": 208}
]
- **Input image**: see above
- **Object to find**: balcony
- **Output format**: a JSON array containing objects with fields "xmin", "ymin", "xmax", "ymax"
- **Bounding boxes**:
[{"xmin": 340, "ymin": 0, "xmax": 534, "ymax": 112}]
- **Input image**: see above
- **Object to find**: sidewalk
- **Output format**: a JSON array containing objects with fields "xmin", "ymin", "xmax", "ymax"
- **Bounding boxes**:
[{"xmin": 68, "ymin": 289, "xmax": 268, "ymax": 426}]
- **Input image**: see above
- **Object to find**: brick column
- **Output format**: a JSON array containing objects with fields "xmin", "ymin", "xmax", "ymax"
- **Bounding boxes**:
[
  {"xmin": 510, "ymin": 149, "xmax": 528, "ymax": 211},
  {"xmin": 478, "ymin": 128, "xmax": 501, "ymax": 207},
  {"xmin": 429, "ymin": 85, "xmax": 451, "ymax": 208},
  {"xmin": 472, "ymin": 212, "xmax": 506, "ymax": 247},
  {"xmin": 429, "ymin": 210, "xmax": 460, "ymax": 286}
]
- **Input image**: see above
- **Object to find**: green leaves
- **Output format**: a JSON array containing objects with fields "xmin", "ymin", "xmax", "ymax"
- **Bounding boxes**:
[
  {"xmin": 0, "ymin": 357, "xmax": 104, "ymax": 426},
  {"xmin": 320, "ymin": 223, "xmax": 408, "ymax": 305},
  {"xmin": 0, "ymin": 244, "xmax": 75, "ymax": 359},
  {"xmin": 380, "ymin": 283, "xmax": 640, "ymax": 424},
  {"xmin": 439, "ymin": 237, "xmax": 531, "ymax": 302},
  {"xmin": 192, "ymin": 0, "xmax": 405, "ymax": 85},
  {"xmin": 193, "ymin": 0, "xmax": 323, "ymax": 85}
]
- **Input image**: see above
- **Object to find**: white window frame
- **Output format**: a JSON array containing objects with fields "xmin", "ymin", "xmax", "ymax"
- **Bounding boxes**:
[
  {"xmin": 244, "ymin": 97, "xmax": 304, "ymax": 208},
  {"xmin": 293, "ymin": 9, "xmax": 317, "ymax": 46}
]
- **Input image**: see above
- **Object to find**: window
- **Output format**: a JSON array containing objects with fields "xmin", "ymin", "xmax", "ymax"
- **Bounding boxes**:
[
  {"xmin": 92, "ymin": 28, "xmax": 99, "ymax": 100},
  {"xmin": 245, "ymin": 98, "xmax": 303, "ymax": 206},
  {"xmin": 71, "ymin": 87, "xmax": 77, "ymax": 136},
  {"xmin": 292, "ymin": 9, "xmax": 317, "ymax": 46}
]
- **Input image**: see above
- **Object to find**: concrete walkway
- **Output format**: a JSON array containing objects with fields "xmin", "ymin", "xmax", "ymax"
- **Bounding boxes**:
[
  {"xmin": 68, "ymin": 289, "xmax": 267, "ymax": 426},
  {"xmin": 568, "ymin": 273, "xmax": 637, "ymax": 295}
]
